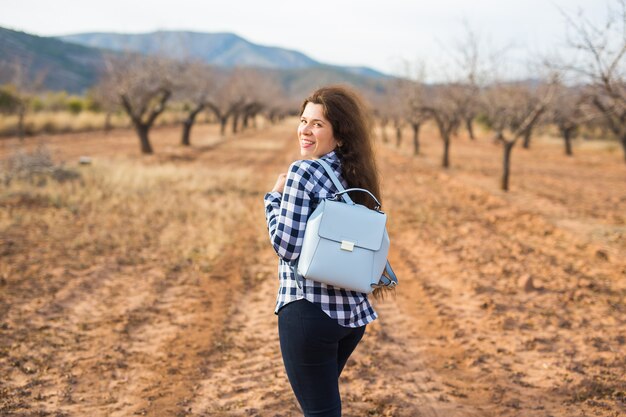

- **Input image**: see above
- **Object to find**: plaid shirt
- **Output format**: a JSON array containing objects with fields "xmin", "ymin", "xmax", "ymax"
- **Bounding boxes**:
[{"xmin": 264, "ymin": 150, "xmax": 377, "ymax": 328}]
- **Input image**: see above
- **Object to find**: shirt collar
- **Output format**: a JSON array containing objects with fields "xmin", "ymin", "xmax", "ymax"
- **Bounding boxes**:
[{"xmin": 319, "ymin": 150, "xmax": 339, "ymax": 164}]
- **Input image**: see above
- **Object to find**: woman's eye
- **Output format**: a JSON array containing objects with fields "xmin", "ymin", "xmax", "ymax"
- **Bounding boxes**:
[
  {"xmin": 300, "ymin": 119, "xmax": 307, "ymax": 124},
  {"xmin": 314, "ymin": 123, "xmax": 322, "ymax": 127}
]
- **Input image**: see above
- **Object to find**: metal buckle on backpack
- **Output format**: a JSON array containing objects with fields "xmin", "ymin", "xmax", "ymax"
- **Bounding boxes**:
[
  {"xmin": 371, "ymin": 274, "xmax": 397, "ymax": 289},
  {"xmin": 340, "ymin": 240, "xmax": 355, "ymax": 251}
]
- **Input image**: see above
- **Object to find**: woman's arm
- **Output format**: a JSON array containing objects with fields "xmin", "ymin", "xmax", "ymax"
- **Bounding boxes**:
[{"xmin": 264, "ymin": 160, "xmax": 314, "ymax": 261}]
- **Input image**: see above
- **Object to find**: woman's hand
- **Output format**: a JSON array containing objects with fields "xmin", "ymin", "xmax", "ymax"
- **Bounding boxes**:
[{"xmin": 271, "ymin": 173, "xmax": 287, "ymax": 193}]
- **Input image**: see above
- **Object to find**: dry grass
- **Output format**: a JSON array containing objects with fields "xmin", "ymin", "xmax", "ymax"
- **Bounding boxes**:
[
  {"xmin": 0, "ymin": 124, "xmax": 274, "ymax": 416},
  {"xmin": 0, "ymin": 110, "xmax": 195, "ymax": 137},
  {"xmin": 0, "ymin": 146, "xmax": 252, "ymax": 284}
]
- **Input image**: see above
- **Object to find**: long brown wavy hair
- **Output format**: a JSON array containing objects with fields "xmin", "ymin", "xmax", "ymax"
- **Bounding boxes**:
[
  {"xmin": 300, "ymin": 85, "xmax": 381, "ymax": 210},
  {"xmin": 301, "ymin": 86, "xmax": 393, "ymax": 299}
]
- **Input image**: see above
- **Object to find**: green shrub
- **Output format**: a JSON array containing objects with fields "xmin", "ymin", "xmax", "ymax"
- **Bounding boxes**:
[
  {"xmin": 67, "ymin": 97, "xmax": 84, "ymax": 114},
  {"xmin": 0, "ymin": 86, "xmax": 20, "ymax": 113}
]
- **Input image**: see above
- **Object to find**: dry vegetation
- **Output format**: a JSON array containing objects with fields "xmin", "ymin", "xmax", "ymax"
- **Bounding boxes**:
[
  {"xmin": 0, "ymin": 118, "xmax": 624, "ymax": 416},
  {"xmin": 0, "ymin": 110, "xmax": 197, "ymax": 138}
]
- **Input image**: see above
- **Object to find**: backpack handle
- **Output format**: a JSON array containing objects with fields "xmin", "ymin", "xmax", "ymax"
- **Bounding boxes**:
[
  {"xmin": 316, "ymin": 159, "xmax": 382, "ymax": 209},
  {"xmin": 332, "ymin": 188, "xmax": 382, "ymax": 210}
]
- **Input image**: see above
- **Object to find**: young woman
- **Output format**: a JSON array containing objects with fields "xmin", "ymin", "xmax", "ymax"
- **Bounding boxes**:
[{"xmin": 263, "ymin": 85, "xmax": 383, "ymax": 416}]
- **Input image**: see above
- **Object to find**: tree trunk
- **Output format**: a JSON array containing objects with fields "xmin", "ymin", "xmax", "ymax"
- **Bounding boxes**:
[
  {"xmin": 181, "ymin": 119, "xmax": 193, "ymax": 146},
  {"xmin": 181, "ymin": 105, "xmax": 204, "ymax": 146},
  {"xmin": 104, "ymin": 112, "xmax": 112, "ymax": 133},
  {"xmin": 412, "ymin": 123, "xmax": 421, "ymax": 155},
  {"xmin": 395, "ymin": 126, "xmax": 402, "ymax": 147},
  {"xmin": 120, "ymin": 90, "xmax": 170, "ymax": 154},
  {"xmin": 220, "ymin": 117, "xmax": 228, "ymax": 136},
  {"xmin": 231, "ymin": 112, "xmax": 240, "ymax": 134},
  {"xmin": 522, "ymin": 125, "xmax": 533, "ymax": 149},
  {"xmin": 381, "ymin": 119, "xmax": 389, "ymax": 143},
  {"xmin": 621, "ymin": 133, "xmax": 626, "ymax": 163},
  {"xmin": 494, "ymin": 130, "xmax": 504, "ymax": 144},
  {"xmin": 135, "ymin": 123, "xmax": 153, "ymax": 154},
  {"xmin": 563, "ymin": 129, "xmax": 573, "ymax": 156},
  {"xmin": 442, "ymin": 136, "xmax": 450, "ymax": 168},
  {"xmin": 466, "ymin": 117, "xmax": 475, "ymax": 140},
  {"xmin": 17, "ymin": 108, "xmax": 26, "ymax": 141},
  {"xmin": 501, "ymin": 141, "xmax": 515, "ymax": 191}
]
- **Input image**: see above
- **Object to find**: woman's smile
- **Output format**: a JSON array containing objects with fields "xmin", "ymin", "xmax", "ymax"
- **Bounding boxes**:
[{"xmin": 300, "ymin": 138, "xmax": 315, "ymax": 149}]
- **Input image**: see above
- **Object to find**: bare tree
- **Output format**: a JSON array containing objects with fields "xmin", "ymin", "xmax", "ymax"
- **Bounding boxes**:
[
  {"xmin": 561, "ymin": 0, "xmax": 626, "ymax": 162},
  {"xmin": 483, "ymin": 81, "xmax": 555, "ymax": 190},
  {"xmin": 383, "ymin": 73, "xmax": 425, "ymax": 152},
  {"xmin": 176, "ymin": 61, "xmax": 216, "ymax": 146},
  {"xmin": 392, "ymin": 116, "xmax": 405, "ymax": 147},
  {"xmin": 375, "ymin": 84, "xmax": 403, "ymax": 144},
  {"xmin": 222, "ymin": 68, "xmax": 268, "ymax": 135},
  {"xmin": 548, "ymin": 80, "xmax": 595, "ymax": 156},
  {"xmin": 517, "ymin": 86, "xmax": 548, "ymax": 150},
  {"xmin": 102, "ymin": 54, "xmax": 176, "ymax": 154},
  {"xmin": 239, "ymin": 69, "xmax": 277, "ymax": 131},
  {"xmin": 450, "ymin": 25, "xmax": 485, "ymax": 141},
  {"xmin": 405, "ymin": 75, "xmax": 431, "ymax": 155},
  {"xmin": 205, "ymin": 70, "xmax": 246, "ymax": 136},
  {"xmin": 265, "ymin": 95, "xmax": 291, "ymax": 125},
  {"xmin": 379, "ymin": 114, "xmax": 390, "ymax": 143},
  {"xmin": 419, "ymin": 85, "xmax": 463, "ymax": 168},
  {"xmin": 407, "ymin": 98, "xmax": 429, "ymax": 156},
  {"xmin": 88, "ymin": 78, "xmax": 119, "ymax": 133}
]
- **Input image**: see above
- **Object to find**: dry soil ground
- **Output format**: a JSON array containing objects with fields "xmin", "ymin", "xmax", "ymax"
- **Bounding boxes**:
[{"xmin": 0, "ymin": 121, "xmax": 625, "ymax": 416}]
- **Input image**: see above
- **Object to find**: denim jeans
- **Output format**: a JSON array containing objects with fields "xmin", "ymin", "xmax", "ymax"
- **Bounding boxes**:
[{"xmin": 278, "ymin": 299, "xmax": 366, "ymax": 417}]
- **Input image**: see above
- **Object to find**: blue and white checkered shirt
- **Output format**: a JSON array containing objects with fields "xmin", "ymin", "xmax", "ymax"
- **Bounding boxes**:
[{"xmin": 264, "ymin": 150, "xmax": 377, "ymax": 328}]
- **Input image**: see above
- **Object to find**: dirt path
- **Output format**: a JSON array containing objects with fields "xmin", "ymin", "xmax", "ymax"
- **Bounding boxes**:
[{"xmin": 184, "ymin": 130, "xmax": 488, "ymax": 417}]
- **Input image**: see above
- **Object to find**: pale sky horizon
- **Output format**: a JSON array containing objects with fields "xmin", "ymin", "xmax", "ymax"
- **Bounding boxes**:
[{"xmin": 0, "ymin": 0, "xmax": 610, "ymax": 80}]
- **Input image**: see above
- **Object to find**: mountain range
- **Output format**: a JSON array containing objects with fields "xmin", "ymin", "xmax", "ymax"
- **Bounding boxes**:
[{"xmin": 0, "ymin": 26, "xmax": 389, "ymax": 95}]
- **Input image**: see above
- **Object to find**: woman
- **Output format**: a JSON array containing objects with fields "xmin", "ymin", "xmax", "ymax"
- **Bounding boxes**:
[{"xmin": 263, "ymin": 85, "xmax": 383, "ymax": 416}]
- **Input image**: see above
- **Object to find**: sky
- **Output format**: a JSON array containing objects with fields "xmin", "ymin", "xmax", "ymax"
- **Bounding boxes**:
[{"xmin": 0, "ymin": 0, "xmax": 610, "ymax": 80}]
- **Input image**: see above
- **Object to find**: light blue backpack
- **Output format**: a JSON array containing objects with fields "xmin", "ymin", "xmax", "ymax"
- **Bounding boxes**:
[{"xmin": 291, "ymin": 159, "xmax": 398, "ymax": 294}]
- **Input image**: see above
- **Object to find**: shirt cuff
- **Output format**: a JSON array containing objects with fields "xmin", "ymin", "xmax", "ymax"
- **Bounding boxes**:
[{"xmin": 264, "ymin": 191, "xmax": 282, "ymax": 205}]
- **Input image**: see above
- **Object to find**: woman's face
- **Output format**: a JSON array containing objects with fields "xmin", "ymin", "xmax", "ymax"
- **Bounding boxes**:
[{"xmin": 298, "ymin": 102, "xmax": 338, "ymax": 159}]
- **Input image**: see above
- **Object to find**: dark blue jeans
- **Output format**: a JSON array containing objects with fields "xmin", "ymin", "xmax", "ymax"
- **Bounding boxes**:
[{"xmin": 278, "ymin": 299, "xmax": 366, "ymax": 417}]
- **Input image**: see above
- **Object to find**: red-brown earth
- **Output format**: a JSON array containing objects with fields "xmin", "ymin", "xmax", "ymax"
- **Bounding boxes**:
[{"xmin": 1, "ymin": 120, "xmax": 624, "ymax": 416}]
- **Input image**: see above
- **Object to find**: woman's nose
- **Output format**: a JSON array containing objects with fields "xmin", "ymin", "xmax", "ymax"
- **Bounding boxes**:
[{"xmin": 301, "ymin": 124, "xmax": 312, "ymax": 134}]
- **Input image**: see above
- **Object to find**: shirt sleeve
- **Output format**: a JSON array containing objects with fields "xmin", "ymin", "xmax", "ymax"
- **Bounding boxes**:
[{"xmin": 263, "ymin": 160, "xmax": 314, "ymax": 262}]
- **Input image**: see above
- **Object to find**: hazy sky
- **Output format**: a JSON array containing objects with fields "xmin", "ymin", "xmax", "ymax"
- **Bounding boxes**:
[{"xmin": 0, "ymin": 0, "xmax": 609, "ymax": 79}]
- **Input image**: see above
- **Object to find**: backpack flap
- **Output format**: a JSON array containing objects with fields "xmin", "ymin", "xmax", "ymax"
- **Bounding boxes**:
[{"xmin": 317, "ymin": 200, "xmax": 387, "ymax": 251}]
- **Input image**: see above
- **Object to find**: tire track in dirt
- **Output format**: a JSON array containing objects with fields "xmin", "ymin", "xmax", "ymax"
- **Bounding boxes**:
[
  {"xmin": 105, "ymin": 124, "xmax": 299, "ymax": 416},
  {"xmin": 376, "ymin": 145, "xmax": 626, "ymax": 416},
  {"xmin": 185, "ymin": 127, "xmax": 304, "ymax": 416}
]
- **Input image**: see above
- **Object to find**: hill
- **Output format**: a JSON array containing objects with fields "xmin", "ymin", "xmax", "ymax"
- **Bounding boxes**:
[
  {"xmin": 0, "ymin": 26, "xmax": 109, "ymax": 93},
  {"xmin": 0, "ymin": 26, "xmax": 391, "ymax": 96},
  {"xmin": 59, "ymin": 31, "xmax": 319, "ymax": 70}
]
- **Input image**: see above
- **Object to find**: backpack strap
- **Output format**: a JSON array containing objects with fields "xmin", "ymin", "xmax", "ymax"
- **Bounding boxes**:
[
  {"xmin": 316, "ymin": 159, "xmax": 354, "ymax": 204},
  {"xmin": 317, "ymin": 159, "xmax": 382, "ymax": 209}
]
